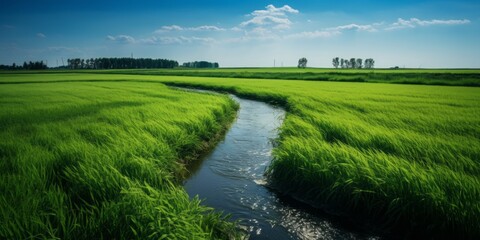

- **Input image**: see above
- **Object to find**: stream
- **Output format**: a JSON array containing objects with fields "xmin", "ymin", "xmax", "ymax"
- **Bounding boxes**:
[{"xmin": 183, "ymin": 91, "xmax": 378, "ymax": 240}]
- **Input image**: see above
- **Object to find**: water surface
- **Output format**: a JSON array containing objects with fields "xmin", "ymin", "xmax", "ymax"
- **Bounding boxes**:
[{"xmin": 184, "ymin": 92, "xmax": 377, "ymax": 239}]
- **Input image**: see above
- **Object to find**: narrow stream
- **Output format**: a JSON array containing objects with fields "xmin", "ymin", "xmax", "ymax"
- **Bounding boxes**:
[{"xmin": 184, "ymin": 92, "xmax": 378, "ymax": 239}]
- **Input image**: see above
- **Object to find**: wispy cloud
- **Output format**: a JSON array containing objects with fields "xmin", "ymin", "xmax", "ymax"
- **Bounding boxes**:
[
  {"xmin": 155, "ymin": 25, "xmax": 225, "ymax": 33},
  {"xmin": 140, "ymin": 36, "xmax": 216, "ymax": 45},
  {"xmin": 241, "ymin": 15, "xmax": 293, "ymax": 29},
  {"xmin": 106, "ymin": 35, "xmax": 135, "ymax": 44},
  {"xmin": 292, "ymin": 17, "xmax": 470, "ymax": 39},
  {"xmin": 108, "ymin": 5, "xmax": 472, "ymax": 46},
  {"xmin": 240, "ymin": 4, "xmax": 299, "ymax": 30},
  {"xmin": 106, "ymin": 32, "xmax": 216, "ymax": 45},
  {"xmin": 37, "ymin": 33, "xmax": 46, "ymax": 38},
  {"xmin": 286, "ymin": 30, "xmax": 341, "ymax": 39},
  {"xmin": 329, "ymin": 23, "xmax": 380, "ymax": 32},
  {"xmin": 190, "ymin": 25, "xmax": 225, "ymax": 31},
  {"xmin": 386, "ymin": 18, "xmax": 470, "ymax": 30},
  {"xmin": 158, "ymin": 25, "xmax": 184, "ymax": 31},
  {"xmin": 284, "ymin": 22, "xmax": 379, "ymax": 40}
]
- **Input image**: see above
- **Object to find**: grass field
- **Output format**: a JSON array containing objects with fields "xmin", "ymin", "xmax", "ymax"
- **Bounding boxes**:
[
  {"xmin": 0, "ymin": 80, "xmax": 239, "ymax": 239},
  {"xmin": 117, "ymin": 68, "xmax": 480, "ymax": 86},
  {"xmin": 6, "ymin": 67, "xmax": 479, "ymax": 87},
  {"xmin": 1, "ymin": 71, "xmax": 480, "ymax": 238},
  {"xmin": 158, "ymin": 76, "xmax": 480, "ymax": 238}
]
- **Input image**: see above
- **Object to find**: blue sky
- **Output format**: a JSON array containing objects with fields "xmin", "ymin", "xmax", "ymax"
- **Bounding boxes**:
[{"xmin": 1, "ymin": 0, "xmax": 479, "ymax": 68}]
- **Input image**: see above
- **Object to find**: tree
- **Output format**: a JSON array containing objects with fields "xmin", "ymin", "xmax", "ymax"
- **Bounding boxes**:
[
  {"xmin": 66, "ymin": 57, "xmax": 179, "ymax": 69},
  {"xmin": 364, "ymin": 58, "xmax": 375, "ymax": 69},
  {"xmin": 298, "ymin": 57, "xmax": 307, "ymax": 68},
  {"xmin": 350, "ymin": 58, "xmax": 356, "ymax": 69},
  {"xmin": 340, "ymin": 59, "xmax": 345, "ymax": 68},
  {"xmin": 182, "ymin": 61, "xmax": 219, "ymax": 68},
  {"xmin": 332, "ymin": 57, "xmax": 339, "ymax": 68},
  {"xmin": 356, "ymin": 58, "xmax": 363, "ymax": 69},
  {"xmin": 345, "ymin": 59, "xmax": 351, "ymax": 69}
]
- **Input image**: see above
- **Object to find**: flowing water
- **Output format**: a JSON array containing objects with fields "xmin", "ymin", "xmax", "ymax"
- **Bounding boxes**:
[{"xmin": 184, "ymin": 92, "xmax": 378, "ymax": 240}]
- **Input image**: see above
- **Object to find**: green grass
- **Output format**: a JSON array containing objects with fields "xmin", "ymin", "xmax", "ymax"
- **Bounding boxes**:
[
  {"xmin": 158, "ymin": 77, "xmax": 480, "ymax": 238},
  {"xmin": 0, "ymin": 80, "xmax": 240, "ymax": 239},
  {"xmin": 1, "ymin": 72, "xmax": 480, "ymax": 238},
  {"xmin": 4, "ymin": 67, "xmax": 478, "ymax": 86},
  {"xmin": 125, "ymin": 68, "xmax": 480, "ymax": 86}
]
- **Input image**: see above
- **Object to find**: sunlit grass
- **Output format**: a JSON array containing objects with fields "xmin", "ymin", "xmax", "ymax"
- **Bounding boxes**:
[
  {"xmin": 149, "ymin": 75, "xmax": 480, "ymax": 238},
  {"xmin": 0, "ymin": 81, "xmax": 239, "ymax": 239},
  {"xmin": 5, "ymin": 67, "xmax": 478, "ymax": 86},
  {"xmin": 1, "ymin": 72, "xmax": 479, "ymax": 238}
]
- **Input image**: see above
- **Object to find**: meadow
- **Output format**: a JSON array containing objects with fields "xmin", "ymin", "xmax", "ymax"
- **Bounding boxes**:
[
  {"xmin": 15, "ymin": 67, "xmax": 479, "ymax": 87},
  {"xmin": 0, "ymin": 80, "xmax": 240, "ymax": 239},
  {"xmin": 157, "ymin": 75, "xmax": 480, "ymax": 238},
  {"xmin": 1, "ymin": 71, "xmax": 480, "ymax": 239},
  {"xmin": 115, "ymin": 67, "xmax": 480, "ymax": 87}
]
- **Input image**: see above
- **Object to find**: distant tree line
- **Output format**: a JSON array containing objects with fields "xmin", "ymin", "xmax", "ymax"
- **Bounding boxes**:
[
  {"xmin": 182, "ymin": 61, "xmax": 219, "ymax": 68},
  {"xmin": 332, "ymin": 57, "xmax": 375, "ymax": 69},
  {"xmin": 0, "ymin": 61, "xmax": 48, "ymax": 70},
  {"xmin": 295, "ymin": 57, "xmax": 375, "ymax": 69},
  {"xmin": 67, "ymin": 57, "xmax": 178, "ymax": 69}
]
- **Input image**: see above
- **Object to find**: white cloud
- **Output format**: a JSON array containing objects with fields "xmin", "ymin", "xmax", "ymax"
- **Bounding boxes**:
[
  {"xmin": 284, "ymin": 16, "xmax": 470, "ymax": 40},
  {"xmin": 139, "ymin": 36, "xmax": 215, "ymax": 45},
  {"xmin": 106, "ymin": 35, "xmax": 136, "ymax": 44},
  {"xmin": 190, "ymin": 25, "xmax": 225, "ymax": 31},
  {"xmin": 286, "ymin": 30, "xmax": 341, "ymax": 39},
  {"xmin": 386, "ymin": 18, "xmax": 470, "ymax": 30},
  {"xmin": 37, "ymin": 33, "xmax": 46, "ymax": 38},
  {"xmin": 251, "ymin": 4, "xmax": 299, "ymax": 17},
  {"xmin": 190, "ymin": 36, "xmax": 216, "ymax": 44},
  {"xmin": 108, "ymin": 13, "xmax": 472, "ymax": 47},
  {"xmin": 159, "ymin": 25, "xmax": 184, "ymax": 31},
  {"xmin": 329, "ymin": 23, "xmax": 379, "ymax": 32},
  {"xmin": 241, "ymin": 15, "xmax": 293, "ymax": 28},
  {"xmin": 240, "ymin": 4, "xmax": 299, "ymax": 30},
  {"xmin": 284, "ymin": 22, "xmax": 379, "ymax": 40},
  {"xmin": 155, "ymin": 25, "xmax": 225, "ymax": 33}
]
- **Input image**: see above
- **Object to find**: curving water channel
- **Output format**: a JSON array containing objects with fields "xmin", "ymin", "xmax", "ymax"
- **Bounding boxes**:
[{"xmin": 184, "ymin": 91, "xmax": 378, "ymax": 240}]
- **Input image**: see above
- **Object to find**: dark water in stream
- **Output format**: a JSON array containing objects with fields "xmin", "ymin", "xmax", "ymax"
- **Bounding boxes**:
[{"xmin": 184, "ymin": 93, "xmax": 378, "ymax": 240}]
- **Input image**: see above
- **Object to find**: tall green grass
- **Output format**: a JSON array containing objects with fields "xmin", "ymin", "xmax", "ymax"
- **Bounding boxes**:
[
  {"xmin": 120, "ymin": 74, "xmax": 478, "ymax": 238},
  {"xmin": 0, "ymin": 81, "xmax": 240, "ymax": 239},
  {"xmin": 1, "ymin": 73, "xmax": 479, "ymax": 238}
]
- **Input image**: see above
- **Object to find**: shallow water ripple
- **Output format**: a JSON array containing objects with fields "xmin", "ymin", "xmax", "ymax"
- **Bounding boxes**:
[{"xmin": 184, "ymin": 94, "xmax": 378, "ymax": 240}]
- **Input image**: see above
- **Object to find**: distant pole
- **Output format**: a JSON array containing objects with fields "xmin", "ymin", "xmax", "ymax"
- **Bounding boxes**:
[
  {"xmin": 131, "ymin": 52, "xmax": 133, "ymax": 58},
  {"xmin": 274, "ymin": 59, "xmax": 276, "ymax": 68},
  {"xmin": 61, "ymin": 58, "xmax": 64, "ymax": 66}
]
